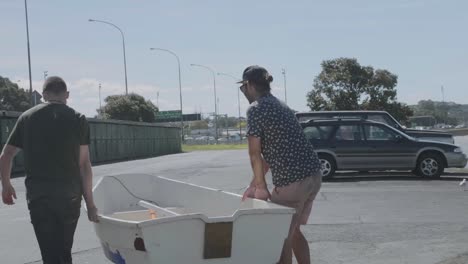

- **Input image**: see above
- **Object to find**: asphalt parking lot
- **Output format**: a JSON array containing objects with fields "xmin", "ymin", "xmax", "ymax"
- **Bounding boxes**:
[{"xmin": 2, "ymin": 137, "xmax": 467, "ymax": 264}]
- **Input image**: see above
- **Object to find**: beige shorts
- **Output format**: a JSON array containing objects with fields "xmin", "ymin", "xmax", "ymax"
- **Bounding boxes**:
[{"xmin": 271, "ymin": 175, "xmax": 322, "ymax": 231}]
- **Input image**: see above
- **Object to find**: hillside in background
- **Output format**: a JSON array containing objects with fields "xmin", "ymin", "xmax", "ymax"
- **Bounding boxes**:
[{"xmin": 409, "ymin": 100, "xmax": 468, "ymax": 127}]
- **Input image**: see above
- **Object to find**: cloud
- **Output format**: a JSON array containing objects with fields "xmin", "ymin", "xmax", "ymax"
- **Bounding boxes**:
[
  {"xmin": 70, "ymin": 78, "xmax": 162, "ymax": 96},
  {"xmin": 12, "ymin": 76, "xmax": 251, "ymax": 118},
  {"xmin": 12, "ymin": 77, "xmax": 165, "ymax": 117},
  {"xmin": 14, "ymin": 77, "xmax": 44, "ymax": 92},
  {"xmin": 183, "ymin": 84, "xmax": 213, "ymax": 93},
  {"xmin": 271, "ymin": 85, "xmax": 284, "ymax": 92},
  {"xmin": 396, "ymin": 0, "xmax": 428, "ymax": 9},
  {"xmin": 151, "ymin": 98, "xmax": 180, "ymax": 111}
]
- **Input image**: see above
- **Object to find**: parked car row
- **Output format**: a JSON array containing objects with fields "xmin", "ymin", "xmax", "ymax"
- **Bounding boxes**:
[
  {"xmin": 296, "ymin": 110, "xmax": 455, "ymax": 144},
  {"xmin": 297, "ymin": 111, "xmax": 467, "ymax": 178}
]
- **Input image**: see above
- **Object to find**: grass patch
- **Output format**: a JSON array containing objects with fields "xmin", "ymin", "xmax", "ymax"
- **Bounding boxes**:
[{"xmin": 183, "ymin": 144, "xmax": 247, "ymax": 152}]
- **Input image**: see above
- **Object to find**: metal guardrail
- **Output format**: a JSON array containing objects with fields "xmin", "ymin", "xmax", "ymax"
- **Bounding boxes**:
[{"xmin": 184, "ymin": 139, "xmax": 247, "ymax": 145}]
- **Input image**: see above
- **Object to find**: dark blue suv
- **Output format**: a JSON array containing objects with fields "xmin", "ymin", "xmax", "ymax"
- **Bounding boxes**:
[{"xmin": 301, "ymin": 118, "xmax": 467, "ymax": 178}]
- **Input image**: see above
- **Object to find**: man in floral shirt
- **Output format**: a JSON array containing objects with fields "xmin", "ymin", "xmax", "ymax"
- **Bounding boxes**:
[{"xmin": 240, "ymin": 66, "xmax": 322, "ymax": 264}]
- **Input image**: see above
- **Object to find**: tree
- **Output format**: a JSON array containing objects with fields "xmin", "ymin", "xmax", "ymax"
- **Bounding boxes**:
[
  {"xmin": 99, "ymin": 93, "xmax": 158, "ymax": 122},
  {"xmin": 412, "ymin": 100, "xmax": 459, "ymax": 125},
  {"xmin": 306, "ymin": 58, "xmax": 413, "ymax": 123},
  {"xmin": 190, "ymin": 120, "xmax": 209, "ymax": 129},
  {"xmin": 216, "ymin": 115, "xmax": 239, "ymax": 128},
  {"xmin": 0, "ymin": 76, "xmax": 32, "ymax": 112}
]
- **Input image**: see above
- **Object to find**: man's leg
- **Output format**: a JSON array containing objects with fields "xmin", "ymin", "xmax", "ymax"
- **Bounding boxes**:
[
  {"xmin": 276, "ymin": 210, "xmax": 300, "ymax": 264},
  {"xmin": 272, "ymin": 188, "xmax": 303, "ymax": 264},
  {"xmin": 29, "ymin": 199, "xmax": 61, "ymax": 264},
  {"xmin": 60, "ymin": 197, "xmax": 81, "ymax": 264},
  {"xmin": 292, "ymin": 227, "xmax": 310, "ymax": 264},
  {"xmin": 277, "ymin": 237, "xmax": 294, "ymax": 264},
  {"xmin": 293, "ymin": 176, "xmax": 321, "ymax": 264}
]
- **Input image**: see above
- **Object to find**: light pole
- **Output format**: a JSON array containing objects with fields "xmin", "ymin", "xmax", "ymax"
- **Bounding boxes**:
[
  {"xmin": 217, "ymin": 72, "xmax": 242, "ymax": 141},
  {"xmin": 24, "ymin": 0, "xmax": 33, "ymax": 106},
  {"xmin": 150, "ymin": 48, "xmax": 184, "ymax": 141},
  {"xmin": 43, "ymin": 70, "xmax": 48, "ymax": 80},
  {"xmin": 441, "ymin": 85, "xmax": 447, "ymax": 125},
  {"xmin": 88, "ymin": 19, "xmax": 128, "ymax": 95},
  {"xmin": 99, "ymin": 83, "xmax": 102, "ymax": 113},
  {"xmin": 191, "ymin": 64, "xmax": 218, "ymax": 143},
  {"xmin": 282, "ymin": 68, "xmax": 287, "ymax": 104},
  {"xmin": 218, "ymin": 98, "xmax": 221, "ymax": 138},
  {"xmin": 156, "ymin": 91, "xmax": 159, "ymax": 108}
]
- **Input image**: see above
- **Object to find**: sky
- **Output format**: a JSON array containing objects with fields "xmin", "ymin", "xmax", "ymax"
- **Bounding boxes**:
[{"xmin": 1, "ymin": 0, "xmax": 467, "ymax": 118}]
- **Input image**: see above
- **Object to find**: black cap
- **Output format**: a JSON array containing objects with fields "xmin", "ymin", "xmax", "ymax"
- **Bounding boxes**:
[{"xmin": 237, "ymin": 65, "xmax": 273, "ymax": 84}]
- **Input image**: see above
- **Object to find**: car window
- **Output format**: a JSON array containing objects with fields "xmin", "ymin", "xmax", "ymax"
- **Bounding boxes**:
[
  {"xmin": 367, "ymin": 114, "xmax": 388, "ymax": 124},
  {"xmin": 334, "ymin": 125, "xmax": 363, "ymax": 141},
  {"xmin": 364, "ymin": 124, "xmax": 397, "ymax": 140},
  {"xmin": 303, "ymin": 126, "xmax": 334, "ymax": 140},
  {"xmin": 368, "ymin": 114, "xmax": 400, "ymax": 128}
]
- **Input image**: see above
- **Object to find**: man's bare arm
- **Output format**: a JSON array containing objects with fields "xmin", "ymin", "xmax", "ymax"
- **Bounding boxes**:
[
  {"xmin": 79, "ymin": 145, "xmax": 98, "ymax": 222},
  {"xmin": 0, "ymin": 145, "xmax": 20, "ymax": 183},
  {"xmin": 248, "ymin": 136, "xmax": 267, "ymax": 187},
  {"xmin": 0, "ymin": 145, "xmax": 20, "ymax": 204}
]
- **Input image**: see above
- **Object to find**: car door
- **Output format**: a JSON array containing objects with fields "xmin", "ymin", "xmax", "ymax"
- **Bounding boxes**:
[
  {"xmin": 330, "ymin": 124, "xmax": 369, "ymax": 169},
  {"xmin": 362, "ymin": 123, "xmax": 418, "ymax": 169}
]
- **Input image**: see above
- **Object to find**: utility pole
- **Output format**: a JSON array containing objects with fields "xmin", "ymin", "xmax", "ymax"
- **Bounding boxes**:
[
  {"xmin": 282, "ymin": 68, "xmax": 287, "ymax": 104},
  {"xmin": 217, "ymin": 97, "xmax": 220, "ymax": 139},
  {"xmin": 24, "ymin": 0, "xmax": 33, "ymax": 106},
  {"xmin": 441, "ymin": 85, "xmax": 447, "ymax": 125},
  {"xmin": 99, "ymin": 83, "xmax": 102, "ymax": 113},
  {"xmin": 441, "ymin": 85, "xmax": 445, "ymax": 103}
]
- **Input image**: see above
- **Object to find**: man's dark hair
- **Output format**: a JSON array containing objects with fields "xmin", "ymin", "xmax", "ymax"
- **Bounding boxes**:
[
  {"xmin": 251, "ymin": 78, "xmax": 272, "ymax": 94},
  {"xmin": 240, "ymin": 65, "xmax": 273, "ymax": 94},
  {"xmin": 43, "ymin": 76, "xmax": 67, "ymax": 94}
]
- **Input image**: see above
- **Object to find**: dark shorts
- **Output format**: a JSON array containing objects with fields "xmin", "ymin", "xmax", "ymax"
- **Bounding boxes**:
[{"xmin": 28, "ymin": 197, "xmax": 81, "ymax": 264}]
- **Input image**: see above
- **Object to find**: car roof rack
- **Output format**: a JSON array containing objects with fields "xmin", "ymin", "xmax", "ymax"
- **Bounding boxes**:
[
  {"xmin": 304, "ymin": 117, "xmax": 366, "ymax": 123},
  {"xmin": 296, "ymin": 110, "xmax": 387, "ymax": 115}
]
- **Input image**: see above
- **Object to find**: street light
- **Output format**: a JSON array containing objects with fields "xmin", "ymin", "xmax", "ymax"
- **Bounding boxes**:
[
  {"xmin": 156, "ymin": 91, "xmax": 159, "ymax": 107},
  {"xmin": 281, "ymin": 68, "xmax": 287, "ymax": 104},
  {"xmin": 88, "ymin": 19, "xmax": 129, "ymax": 95},
  {"xmin": 217, "ymin": 72, "xmax": 243, "ymax": 142},
  {"xmin": 150, "ymin": 48, "xmax": 184, "ymax": 141},
  {"xmin": 98, "ymin": 83, "xmax": 102, "ymax": 113},
  {"xmin": 24, "ymin": 0, "xmax": 33, "ymax": 106},
  {"xmin": 190, "ymin": 64, "xmax": 218, "ymax": 143}
]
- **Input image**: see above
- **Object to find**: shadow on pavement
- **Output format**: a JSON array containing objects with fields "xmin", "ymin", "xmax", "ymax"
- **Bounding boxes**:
[
  {"xmin": 324, "ymin": 171, "xmax": 468, "ymax": 182},
  {"xmin": 435, "ymin": 251, "xmax": 468, "ymax": 264}
]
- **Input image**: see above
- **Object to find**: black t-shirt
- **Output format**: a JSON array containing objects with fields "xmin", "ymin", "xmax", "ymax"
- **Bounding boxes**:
[{"xmin": 6, "ymin": 103, "xmax": 90, "ymax": 201}]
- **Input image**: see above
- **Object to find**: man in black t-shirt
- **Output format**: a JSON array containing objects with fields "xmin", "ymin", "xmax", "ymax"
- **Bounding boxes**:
[{"xmin": 0, "ymin": 76, "xmax": 98, "ymax": 264}]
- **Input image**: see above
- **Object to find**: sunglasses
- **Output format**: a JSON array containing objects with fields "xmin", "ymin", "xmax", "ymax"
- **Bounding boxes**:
[{"xmin": 239, "ymin": 81, "xmax": 248, "ymax": 92}]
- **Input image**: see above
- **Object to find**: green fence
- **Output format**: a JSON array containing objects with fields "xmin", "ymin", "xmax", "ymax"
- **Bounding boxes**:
[{"xmin": 0, "ymin": 111, "xmax": 181, "ymax": 174}]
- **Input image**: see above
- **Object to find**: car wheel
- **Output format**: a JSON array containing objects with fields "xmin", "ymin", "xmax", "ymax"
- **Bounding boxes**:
[
  {"xmin": 415, "ymin": 153, "xmax": 444, "ymax": 178},
  {"xmin": 318, "ymin": 154, "xmax": 336, "ymax": 179}
]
